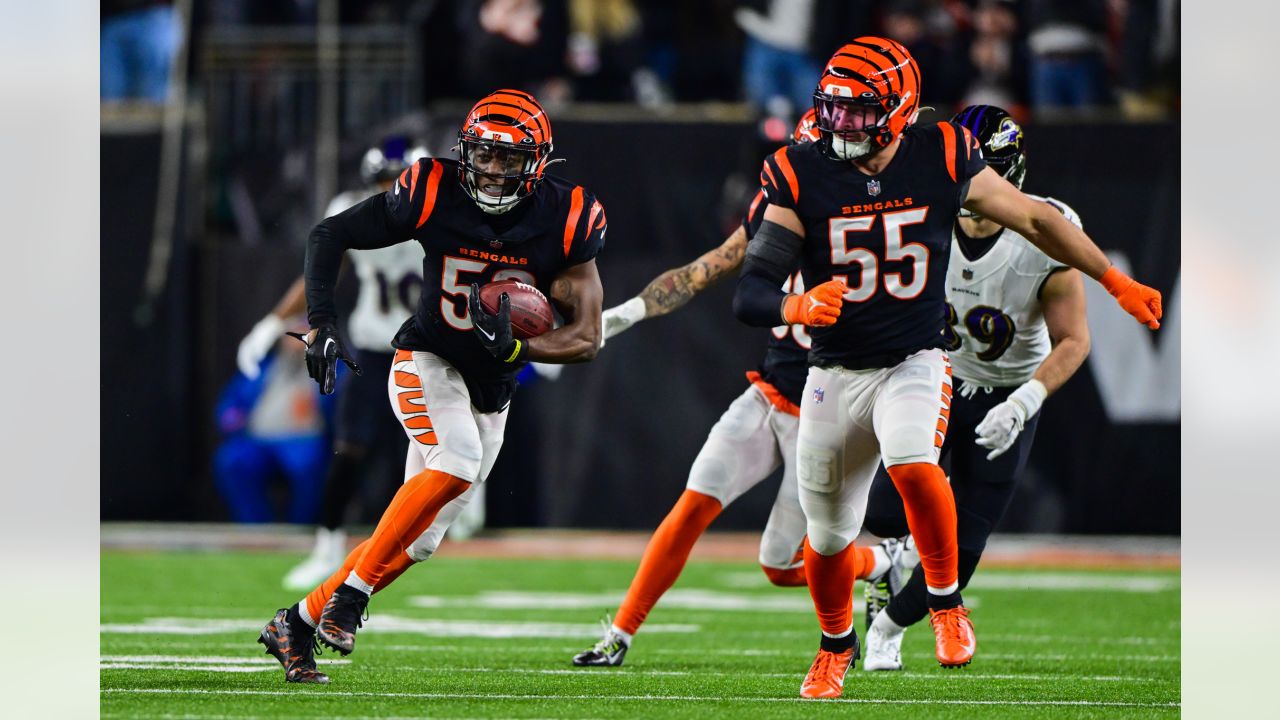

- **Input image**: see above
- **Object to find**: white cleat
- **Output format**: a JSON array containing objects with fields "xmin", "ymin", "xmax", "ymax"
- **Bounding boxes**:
[
  {"xmin": 282, "ymin": 528, "xmax": 346, "ymax": 591},
  {"xmin": 863, "ymin": 613, "xmax": 905, "ymax": 671}
]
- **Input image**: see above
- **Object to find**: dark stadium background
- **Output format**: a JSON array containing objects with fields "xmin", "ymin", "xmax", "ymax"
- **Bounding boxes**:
[{"xmin": 101, "ymin": 0, "xmax": 1180, "ymax": 535}]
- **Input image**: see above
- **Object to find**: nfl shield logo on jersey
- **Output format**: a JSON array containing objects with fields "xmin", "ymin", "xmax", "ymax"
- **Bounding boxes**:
[
  {"xmin": 867, "ymin": 179, "xmax": 881, "ymax": 197},
  {"xmin": 813, "ymin": 387, "xmax": 825, "ymax": 404}
]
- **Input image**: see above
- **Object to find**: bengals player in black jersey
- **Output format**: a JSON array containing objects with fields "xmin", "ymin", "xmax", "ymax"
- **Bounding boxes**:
[
  {"xmin": 733, "ymin": 38, "xmax": 1162, "ymax": 699},
  {"xmin": 256, "ymin": 90, "xmax": 607, "ymax": 684}
]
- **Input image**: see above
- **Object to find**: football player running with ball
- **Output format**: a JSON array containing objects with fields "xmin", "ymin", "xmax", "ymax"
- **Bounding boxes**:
[
  {"xmin": 573, "ymin": 111, "xmax": 901, "ymax": 667},
  {"xmin": 858, "ymin": 105, "xmax": 1092, "ymax": 671},
  {"xmin": 733, "ymin": 38, "xmax": 1162, "ymax": 699},
  {"xmin": 256, "ymin": 90, "xmax": 607, "ymax": 684}
]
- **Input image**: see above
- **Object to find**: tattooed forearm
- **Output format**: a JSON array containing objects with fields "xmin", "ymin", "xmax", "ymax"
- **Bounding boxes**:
[
  {"xmin": 550, "ymin": 276, "xmax": 577, "ymax": 318},
  {"xmin": 638, "ymin": 230, "xmax": 749, "ymax": 317}
]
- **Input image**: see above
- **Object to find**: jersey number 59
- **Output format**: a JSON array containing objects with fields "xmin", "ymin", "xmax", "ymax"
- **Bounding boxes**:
[
  {"xmin": 440, "ymin": 256, "xmax": 537, "ymax": 331},
  {"xmin": 828, "ymin": 207, "xmax": 930, "ymax": 302}
]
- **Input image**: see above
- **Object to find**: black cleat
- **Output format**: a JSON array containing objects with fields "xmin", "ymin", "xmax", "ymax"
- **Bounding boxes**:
[
  {"xmin": 317, "ymin": 585, "xmax": 369, "ymax": 656},
  {"xmin": 572, "ymin": 617, "xmax": 630, "ymax": 667},
  {"xmin": 258, "ymin": 608, "xmax": 329, "ymax": 684}
]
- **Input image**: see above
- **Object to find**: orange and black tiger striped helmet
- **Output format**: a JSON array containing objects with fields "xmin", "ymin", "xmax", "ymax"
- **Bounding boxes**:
[
  {"xmin": 793, "ymin": 107, "xmax": 820, "ymax": 144},
  {"xmin": 812, "ymin": 37, "xmax": 920, "ymax": 160},
  {"xmin": 457, "ymin": 89, "xmax": 555, "ymax": 214}
]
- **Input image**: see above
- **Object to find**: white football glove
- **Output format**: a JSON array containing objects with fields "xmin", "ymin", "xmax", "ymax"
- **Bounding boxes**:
[
  {"xmin": 599, "ymin": 297, "xmax": 647, "ymax": 349},
  {"xmin": 237, "ymin": 314, "xmax": 287, "ymax": 379},
  {"xmin": 974, "ymin": 379, "xmax": 1047, "ymax": 460}
]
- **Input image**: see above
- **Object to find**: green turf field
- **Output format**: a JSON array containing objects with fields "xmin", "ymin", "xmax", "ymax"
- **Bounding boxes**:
[{"xmin": 101, "ymin": 549, "xmax": 1180, "ymax": 718}]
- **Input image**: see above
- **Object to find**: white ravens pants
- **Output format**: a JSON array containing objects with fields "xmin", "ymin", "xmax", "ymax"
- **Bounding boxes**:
[
  {"xmin": 386, "ymin": 350, "xmax": 508, "ymax": 561},
  {"xmin": 797, "ymin": 348, "xmax": 952, "ymax": 555},
  {"xmin": 685, "ymin": 382, "xmax": 806, "ymax": 570}
]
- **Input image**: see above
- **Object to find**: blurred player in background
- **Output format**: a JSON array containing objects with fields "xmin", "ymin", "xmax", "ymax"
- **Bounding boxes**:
[
  {"xmin": 257, "ymin": 90, "xmax": 607, "ymax": 684},
  {"xmin": 859, "ymin": 105, "xmax": 1091, "ymax": 672},
  {"xmin": 574, "ymin": 111, "xmax": 904, "ymax": 667},
  {"xmin": 214, "ymin": 329, "xmax": 338, "ymax": 524},
  {"xmin": 734, "ymin": 38, "xmax": 1161, "ymax": 698}
]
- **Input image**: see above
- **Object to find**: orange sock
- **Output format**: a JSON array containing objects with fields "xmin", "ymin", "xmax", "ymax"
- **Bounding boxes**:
[
  {"xmin": 614, "ymin": 490, "xmax": 722, "ymax": 635},
  {"xmin": 803, "ymin": 537, "xmax": 858, "ymax": 636},
  {"xmin": 350, "ymin": 469, "xmax": 471, "ymax": 588},
  {"xmin": 303, "ymin": 539, "xmax": 417, "ymax": 621},
  {"xmin": 852, "ymin": 546, "xmax": 876, "ymax": 580},
  {"xmin": 761, "ymin": 565, "xmax": 807, "ymax": 586},
  {"xmin": 886, "ymin": 462, "xmax": 957, "ymax": 590}
]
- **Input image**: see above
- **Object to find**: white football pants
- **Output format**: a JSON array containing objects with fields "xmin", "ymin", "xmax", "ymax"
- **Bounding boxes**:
[
  {"xmin": 796, "ymin": 348, "xmax": 952, "ymax": 555},
  {"xmin": 386, "ymin": 350, "xmax": 507, "ymax": 561},
  {"xmin": 686, "ymin": 384, "xmax": 806, "ymax": 570}
]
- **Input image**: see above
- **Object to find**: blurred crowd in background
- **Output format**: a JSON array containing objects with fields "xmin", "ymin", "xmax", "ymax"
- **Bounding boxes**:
[{"xmin": 105, "ymin": 0, "xmax": 1179, "ymax": 121}]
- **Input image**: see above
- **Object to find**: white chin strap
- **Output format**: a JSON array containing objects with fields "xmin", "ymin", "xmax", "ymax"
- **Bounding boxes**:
[{"xmin": 831, "ymin": 135, "xmax": 873, "ymax": 160}]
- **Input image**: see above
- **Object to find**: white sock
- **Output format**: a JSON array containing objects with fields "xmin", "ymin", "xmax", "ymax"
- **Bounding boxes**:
[
  {"xmin": 296, "ymin": 601, "xmax": 317, "ymax": 628},
  {"xmin": 927, "ymin": 581, "xmax": 959, "ymax": 595},
  {"xmin": 325, "ymin": 528, "xmax": 347, "ymax": 557},
  {"xmin": 343, "ymin": 571, "xmax": 374, "ymax": 596},
  {"xmin": 609, "ymin": 625, "xmax": 633, "ymax": 646},
  {"xmin": 869, "ymin": 546, "xmax": 892, "ymax": 580},
  {"xmin": 821, "ymin": 624, "xmax": 854, "ymax": 640},
  {"xmin": 870, "ymin": 609, "xmax": 905, "ymax": 637}
]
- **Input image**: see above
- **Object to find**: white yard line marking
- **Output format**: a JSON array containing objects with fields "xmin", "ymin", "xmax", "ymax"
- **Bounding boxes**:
[
  {"xmin": 100, "ymin": 687, "xmax": 1179, "ymax": 708},
  {"xmin": 718, "ymin": 571, "xmax": 1178, "ymax": 592},
  {"xmin": 100, "ymin": 655, "xmax": 350, "ymax": 665},
  {"xmin": 100, "ymin": 616, "xmax": 698, "ymax": 639}
]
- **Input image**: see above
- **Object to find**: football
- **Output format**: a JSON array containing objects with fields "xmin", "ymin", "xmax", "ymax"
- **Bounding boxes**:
[{"xmin": 478, "ymin": 279, "xmax": 555, "ymax": 339}]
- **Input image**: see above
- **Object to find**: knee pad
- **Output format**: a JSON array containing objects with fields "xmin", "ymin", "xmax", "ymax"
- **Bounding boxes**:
[
  {"xmin": 686, "ymin": 455, "xmax": 733, "ymax": 505},
  {"xmin": 758, "ymin": 530, "xmax": 803, "ymax": 570},
  {"xmin": 805, "ymin": 524, "xmax": 855, "ymax": 556},
  {"xmin": 880, "ymin": 425, "xmax": 938, "ymax": 468},
  {"xmin": 428, "ymin": 426, "xmax": 484, "ymax": 481}
]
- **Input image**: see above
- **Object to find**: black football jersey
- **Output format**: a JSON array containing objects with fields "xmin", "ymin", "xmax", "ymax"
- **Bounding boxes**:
[
  {"xmin": 761, "ymin": 122, "xmax": 986, "ymax": 368},
  {"xmin": 741, "ymin": 189, "xmax": 809, "ymax": 407},
  {"xmin": 384, "ymin": 158, "xmax": 606, "ymax": 411}
]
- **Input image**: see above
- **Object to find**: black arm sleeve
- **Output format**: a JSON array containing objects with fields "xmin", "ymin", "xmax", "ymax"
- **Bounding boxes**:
[
  {"xmin": 733, "ymin": 219, "xmax": 803, "ymax": 328},
  {"xmin": 305, "ymin": 193, "xmax": 412, "ymax": 327}
]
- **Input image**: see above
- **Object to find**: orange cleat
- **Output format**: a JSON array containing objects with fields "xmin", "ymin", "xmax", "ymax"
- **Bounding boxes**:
[
  {"xmin": 800, "ymin": 648, "xmax": 856, "ymax": 699},
  {"xmin": 930, "ymin": 606, "xmax": 976, "ymax": 667}
]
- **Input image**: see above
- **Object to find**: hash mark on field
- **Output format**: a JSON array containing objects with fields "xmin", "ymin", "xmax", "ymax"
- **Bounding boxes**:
[{"xmin": 100, "ymin": 687, "xmax": 1180, "ymax": 709}]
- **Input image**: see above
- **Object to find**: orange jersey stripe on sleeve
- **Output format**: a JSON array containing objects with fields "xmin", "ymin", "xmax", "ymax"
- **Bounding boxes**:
[
  {"xmin": 772, "ymin": 148, "xmax": 800, "ymax": 205},
  {"xmin": 938, "ymin": 122, "xmax": 958, "ymax": 182},
  {"xmin": 408, "ymin": 160, "xmax": 421, "ymax": 199},
  {"xmin": 563, "ymin": 186, "xmax": 585, "ymax": 257},
  {"xmin": 416, "ymin": 161, "xmax": 444, "ymax": 229}
]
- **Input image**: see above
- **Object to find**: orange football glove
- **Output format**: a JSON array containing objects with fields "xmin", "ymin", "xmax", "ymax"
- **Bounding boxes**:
[
  {"xmin": 1100, "ymin": 266, "xmax": 1162, "ymax": 329},
  {"xmin": 782, "ymin": 279, "xmax": 847, "ymax": 327}
]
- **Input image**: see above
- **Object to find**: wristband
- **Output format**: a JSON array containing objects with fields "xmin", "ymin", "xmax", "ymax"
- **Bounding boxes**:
[
  {"xmin": 615, "ymin": 296, "xmax": 647, "ymax": 325},
  {"xmin": 1008, "ymin": 379, "xmax": 1047, "ymax": 419},
  {"xmin": 504, "ymin": 339, "xmax": 529, "ymax": 364}
]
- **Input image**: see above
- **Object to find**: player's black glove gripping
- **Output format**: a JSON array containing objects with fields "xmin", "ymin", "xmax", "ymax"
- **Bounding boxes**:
[
  {"xmin": 468, "ymin": 284, "xmax": 529, "ymax": 364},
  {"xmin": 287, "ymin": 325, "xmax": 362, "ymax": 395}
]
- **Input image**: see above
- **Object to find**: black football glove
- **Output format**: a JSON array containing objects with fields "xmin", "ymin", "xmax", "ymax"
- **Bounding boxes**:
[
  {"xmin": 469, "ymin": 284, "xmax": 529, "ymax": 364},
  {"xmin": 286, "ymin": 325, "xmax": 362, "ymax": 395}
]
